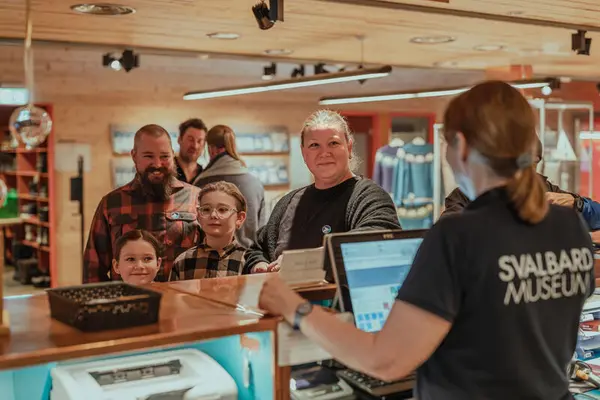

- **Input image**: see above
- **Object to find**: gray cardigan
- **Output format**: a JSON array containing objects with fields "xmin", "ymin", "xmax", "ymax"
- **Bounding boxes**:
[{"xmin": 243, "ymin": 177, "xmax": 401, "ymax": 273}]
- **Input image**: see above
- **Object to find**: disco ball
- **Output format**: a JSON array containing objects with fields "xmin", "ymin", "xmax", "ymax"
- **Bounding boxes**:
[
  {"xmin": 9, "ymin": 105, "xmax": 53, "ymax": 149},
  {"xmin": 0, "ymin": 179, "xmax": 7, "ymax": 208}
]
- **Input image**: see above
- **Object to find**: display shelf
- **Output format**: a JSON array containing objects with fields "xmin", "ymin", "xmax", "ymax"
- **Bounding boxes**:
[
  {"xmin": 240, "ymin": 151, "xmax": 289, "ymax": 156},
  {"xmin": 0, "ymin": 104, "xmax": 56, "ymax": 288}
]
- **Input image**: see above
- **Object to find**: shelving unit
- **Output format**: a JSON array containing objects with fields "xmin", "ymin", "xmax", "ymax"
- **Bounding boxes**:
[{"xmin": 0, "ymin": 104, "xmax": 56, "ymax": 288}]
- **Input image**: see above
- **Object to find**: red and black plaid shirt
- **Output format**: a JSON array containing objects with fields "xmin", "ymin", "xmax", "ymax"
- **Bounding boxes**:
[{"xmin": 83, "ymin": 177, "xmax": 201, "ymax": 283}]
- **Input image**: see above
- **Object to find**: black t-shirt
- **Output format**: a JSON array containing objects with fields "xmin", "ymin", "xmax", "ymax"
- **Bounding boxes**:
[
  {"xmin": 287, "ymin": 177, "xmax": 358, "ymax": 250},
  {"xmin": 175, "ymin": 157, "xmax": 203, "ymax": 184},
  {"xmin": 396, "ymin": 187, "xmax": 594, "ymax": 400}
]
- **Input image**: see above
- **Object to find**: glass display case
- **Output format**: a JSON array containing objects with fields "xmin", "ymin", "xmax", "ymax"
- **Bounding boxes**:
[
  {"xmin": 529, "ymin": 99, "xmax": 594, "ymax": 197},
  {"xmin": 432, "ymin": 99, "xmax": 595, "ymax": 222}
]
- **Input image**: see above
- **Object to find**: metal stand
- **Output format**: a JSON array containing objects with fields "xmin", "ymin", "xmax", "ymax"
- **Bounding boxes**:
[{"xmin": 70, "ymin": 156, "xmax": 84, "ymax": 252}]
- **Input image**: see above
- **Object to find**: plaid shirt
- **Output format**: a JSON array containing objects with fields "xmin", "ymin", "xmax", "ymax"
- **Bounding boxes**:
[
  {"xmin": 169, "ymin": 240, "xmax": 246, "ymax": 281},
  {"xmin": 83, "ymin": 177, "xmax": 202, "ymax": 283}
]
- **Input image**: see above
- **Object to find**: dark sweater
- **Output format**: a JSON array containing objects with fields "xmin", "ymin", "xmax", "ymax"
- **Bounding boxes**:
[
  {"xmin": 443, "ymin": 174, "xmax": 575, "ymax": 215},
  {"xmin": 243, "ymin": 177, "xmax": 401, "ymax": 273}
]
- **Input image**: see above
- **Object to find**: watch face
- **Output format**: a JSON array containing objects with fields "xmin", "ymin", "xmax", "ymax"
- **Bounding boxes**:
[{"xmin": 297, "ymin": 302, "xmax": 313, "ymax": 316}]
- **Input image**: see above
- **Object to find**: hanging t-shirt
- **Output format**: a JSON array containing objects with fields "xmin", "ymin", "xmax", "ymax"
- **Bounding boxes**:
[
  {"xmin": 396, "ymin": 187, "xmax": 594, "ymax": 400},
  {"xmin": 287, "ymin": 177, "xmax": 359, "ymax": 250}
]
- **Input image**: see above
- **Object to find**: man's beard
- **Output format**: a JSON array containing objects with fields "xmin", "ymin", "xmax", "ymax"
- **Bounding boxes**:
[{"xmin": 139, "ymin": 166, "xmax": 175, "ymax": 201}]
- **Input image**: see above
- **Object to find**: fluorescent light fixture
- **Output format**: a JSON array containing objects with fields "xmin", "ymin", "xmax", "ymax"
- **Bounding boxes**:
[
  {"xmin": 206, "ymin": 32, "xmax": 240, "ymax": 40},
  {"xmin": 319, "ymin": 79, "xmax": 552, "ymax": 105},
  {"xmin": 0, "ymin": 88, "xmax": 28, "ymax": 105},
  {"xmin": 183, "ymin": 65, "xmax": 392, "ymax": 101}
]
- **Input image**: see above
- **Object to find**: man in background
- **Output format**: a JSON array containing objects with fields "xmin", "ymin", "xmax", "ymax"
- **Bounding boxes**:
[
  {"xmin": 83, "ymin": 124, "xmax": 201, "ymax": 283},
  {"xmin": 443, "ymin": 137, "xmax": 600, "ymax": 230},
  {"xmin": 176, "ymin": 118, "xmax": 207, "ymax": 183}
]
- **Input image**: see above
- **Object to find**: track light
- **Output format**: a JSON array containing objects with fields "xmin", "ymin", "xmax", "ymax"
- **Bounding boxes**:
[
  {"xmin": 572, "ymin": 30, "xmax": 592, "ymax": 55},
  {"xmin": 314, "ymin": 63, "xmax": 329, "ymax": 75},
  {"xmin": 291, "ymin": 65, "xmax": 305, "ymax": 78},
  {"xmin": 262, "ymin": 62, "xmax": 277, "ymax": 81},
  {"xmin": 184, "ymin": 65, "xmax": 392, "ymax": 101},
  {"xmin": 252, "ymin": 0, "xmax": 284, "ymax": 30},
  {"xmin": 102, "ymin": 49, "xmax": 139, "ymax": 72},
  {"xmin": 541, "ymin": 78, "xmax": 561, "ymax": 96},
  {"xmin": 319, "ymin": 78, "xmax": 554, "ymax": 105}
]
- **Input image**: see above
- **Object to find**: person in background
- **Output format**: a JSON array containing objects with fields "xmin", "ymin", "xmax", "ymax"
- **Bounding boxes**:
[
  {"xmin": 258, "ymin": 81, "xmax": 594, "ymax": 400},
  {"xmin": 176, "ymin": 118, "xmax": 207, "ymax": 183},
  {"xmin": 244, "ymin": 110, "xmax": 401, "ymax": 274},
  {"xmin": 444, "ymin": 137, "xmax": 600, "ymax": 230},
  {"xmin": 193, "ymin": 125, "xmax": 266, "ymax": 248},
  {"xmin": 170, "ymin": 181, "xmax": 247, "ymax": 280},
  {"xmin": 83, "ymin": 124, "xmax": 201, "ymax": 283},
  {"xmin": 112, "ymin": 230, "xmax": 162, "ymax": 285}
]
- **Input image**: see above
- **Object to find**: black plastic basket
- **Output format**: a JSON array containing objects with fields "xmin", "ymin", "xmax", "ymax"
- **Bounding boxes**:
[{"xmin": 46, "ymin": 282, "xmax": 162, "ymax": 332}]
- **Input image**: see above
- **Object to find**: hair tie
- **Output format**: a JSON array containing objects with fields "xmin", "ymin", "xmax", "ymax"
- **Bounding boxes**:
[{"xmin": 516, "ymin": 153, "xmax": 533, "ymax": 169}]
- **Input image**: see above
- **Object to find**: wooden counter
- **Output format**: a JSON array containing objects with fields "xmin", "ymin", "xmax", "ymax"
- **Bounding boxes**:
[
  {"xmin": 0, "ymin": 281, "xmax": 279, "ymax": 371},
  {"xmin": 166, "ymin": 274, "xmax": 337, "ymax": 307}
]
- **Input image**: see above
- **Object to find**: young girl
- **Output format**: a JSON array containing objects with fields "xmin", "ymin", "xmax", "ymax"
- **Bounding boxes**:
[
  {"xmin": 112, "ymin": 229, "xmax": 162, "ymax": 285},
  {"xmin": 170, "ymin": 181, "xmax": 247, "ymax": 280}
]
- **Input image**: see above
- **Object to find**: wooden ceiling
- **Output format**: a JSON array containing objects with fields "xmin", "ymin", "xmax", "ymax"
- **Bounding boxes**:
[
  {"xmin": 0, "ymin": 0, "xmax": 599, "ymax": 80},
  {"xmin": 0, "ymin": 45, "xmax": 484, "ymax": 103}
]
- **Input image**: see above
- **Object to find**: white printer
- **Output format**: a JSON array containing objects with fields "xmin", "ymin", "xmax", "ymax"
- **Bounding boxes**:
[{"xmin": 50, "ymin": 349, "xmax": 238, "ymax": 400}]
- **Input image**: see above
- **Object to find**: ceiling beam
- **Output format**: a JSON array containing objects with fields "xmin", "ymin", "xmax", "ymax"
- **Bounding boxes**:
[
  {"xmin": 0, "ymin": 37, "xmax": 449, "ymax": 72},
  {"xmin": 320, "ymin": 0, "xmax": 600, "ymax": 33}
]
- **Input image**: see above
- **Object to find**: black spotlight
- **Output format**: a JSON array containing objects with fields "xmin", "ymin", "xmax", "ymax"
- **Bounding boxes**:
[
  {"xmin": 572, "ymin": 30, "xmax": 592, "ymax": 55},
  {"xmin": 102, "ymin": 53, "xmax": 122, "ymax": 71},
  {"xmin": 262, "ymin": 62, "xmax": 277, "ymax": 80},
  {"xmin": 291, "ymin": 65, "xmax": 305, "ymax": 78},
  {"xmin": 102, "ymin": 49, "xmax": 139, "ymax": 72},
  {"xmin": 252, "ymin": 0, "xmax": 284, "ymax": 30},
  {"xmin": 120, "ymin": 49, "xmax": 140, "ymax": 72},
  {"xmin": 314, "ymin": 63, "xmax": 329, "ymax": 75}
]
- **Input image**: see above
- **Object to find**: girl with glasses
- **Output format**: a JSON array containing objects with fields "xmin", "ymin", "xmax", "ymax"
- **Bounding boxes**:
[{"xmin": 169, "ymin": 181, "xmax": 248, "ymax": 280}]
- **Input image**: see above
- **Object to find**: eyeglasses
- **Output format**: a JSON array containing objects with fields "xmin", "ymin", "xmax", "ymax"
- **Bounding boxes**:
[{"xmin": 197, "ymin": 205, "xmax": 238, "ymax": 219}]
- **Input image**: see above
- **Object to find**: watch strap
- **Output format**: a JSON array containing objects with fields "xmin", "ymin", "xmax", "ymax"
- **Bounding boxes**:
[
  {"xmin": 293, "ymin": 302, "xmax": 313, "ymax": 330},
  {"xmin": 573, "ymin": 195, "xmax": 584, "ymax": 213}
]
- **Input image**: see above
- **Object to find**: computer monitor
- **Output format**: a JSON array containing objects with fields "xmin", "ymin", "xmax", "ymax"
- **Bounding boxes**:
[{"xmin": 327, "ymin": 229, "xmax": 427, "ymax": 333}]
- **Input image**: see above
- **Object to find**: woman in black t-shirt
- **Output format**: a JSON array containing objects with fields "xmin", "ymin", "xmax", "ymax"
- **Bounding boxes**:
[
  {"xmin": 243, "ymin": 110, "xmax": 400, "ymax": 274},
  {"xmin": 258, "ymin": 81, "xmax": 594, "ymax": 400}
]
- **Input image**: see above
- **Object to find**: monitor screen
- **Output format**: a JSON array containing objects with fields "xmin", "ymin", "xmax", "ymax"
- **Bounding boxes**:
[{"xmin": 340, "ymin": 238, "xmax": 423, "ymax": 332}]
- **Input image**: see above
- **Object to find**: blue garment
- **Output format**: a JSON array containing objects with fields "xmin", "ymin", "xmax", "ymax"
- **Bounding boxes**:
[
  {"xmin": 392, "ymin": 143, "xmax": 434, "ymax": 207},
  {"xmin": 582, "ymin": 197, "xmax": 600, "ymax": 231},
  {"xmin": 373, "ymin": 144, "xmax": 403, "ymax": 196},
  {"xmin": 397, "ymin": 204, "xmax": 433, "ymax": 230}
]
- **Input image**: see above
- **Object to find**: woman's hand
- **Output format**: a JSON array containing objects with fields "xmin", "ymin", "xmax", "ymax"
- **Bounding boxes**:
[
  {"xmin": 259, "ymin": 274, "xmax": 304, "ymax": 323},
  {"xmin": 250, "ymin": 255, "xmax": 282, "ymax": 273}
]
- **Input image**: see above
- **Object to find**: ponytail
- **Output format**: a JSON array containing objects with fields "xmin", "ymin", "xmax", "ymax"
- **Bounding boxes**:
[
  {"xmin": 206, "ymin": 124, "xmax": 246, "ymax": 167},
  {"xmin": 506, "ymin": 166, "xmax": 548, "ymax": 224},
  {"xmin": 223, "ymin": 130, "xmax": 246, "ymax": 167}
]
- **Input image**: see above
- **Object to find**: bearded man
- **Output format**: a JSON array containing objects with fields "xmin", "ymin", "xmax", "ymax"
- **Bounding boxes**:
[{"xmin": 83, "ymin": 124, "xmax": 201, "ymax": 283}]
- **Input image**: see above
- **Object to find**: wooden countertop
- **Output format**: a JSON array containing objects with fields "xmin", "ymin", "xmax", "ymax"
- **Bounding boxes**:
[
  {"xmin": 0, "ymin": 277, "xmax": 337, "ymax": 371},
  {"xmin": 167, "ymin": 275, "xmax": 337, "ymax": 307},
  {"xmin": 0, "ymin": 282, "xmax": 279, "ymax": 371}
]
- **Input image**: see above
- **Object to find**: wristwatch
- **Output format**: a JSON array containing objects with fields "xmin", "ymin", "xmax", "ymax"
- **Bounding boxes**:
[
  {"xmin": 293, "ymin": 301, "xmax": 313, "ymax": 330},
  {"xmin": 573, "ymin": 195, "xmax": 584, "ymax": 213}
]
